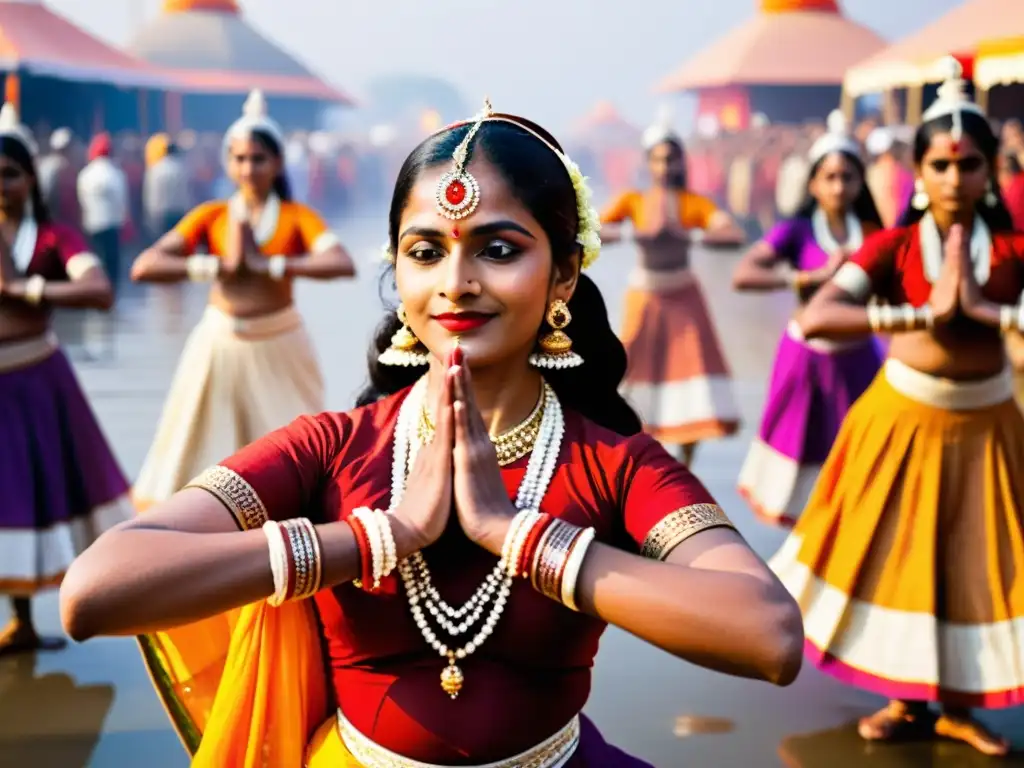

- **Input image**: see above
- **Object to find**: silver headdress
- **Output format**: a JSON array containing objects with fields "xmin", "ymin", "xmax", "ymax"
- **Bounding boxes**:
[
  {"xmin": 921, "ymin": 56, "xmax": 984, "ymax": 142},
  {"xmin": 641, "ymin": 104, "xmax": 681, "ymax": 151},
  {"xmin": 0, "ymin": 103, "xmax": 38, "ymax": 156},
  {"xmin": 222, "ymin": 89, "xmax": 285, "ymax": 160},
  {"xmin": 808, "ymin": 109, "xmax": 861, "ymax": 165}
]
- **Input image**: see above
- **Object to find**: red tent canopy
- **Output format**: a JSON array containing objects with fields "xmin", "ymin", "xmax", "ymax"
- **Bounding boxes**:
[{"xmin": 0, "ymin": 0, "xmax": 169, "ymax": 87}]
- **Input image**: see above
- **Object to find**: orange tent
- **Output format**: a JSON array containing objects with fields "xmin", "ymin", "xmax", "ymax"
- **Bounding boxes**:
[
  {"xmin": 656, "ymin": 0, "xmax": 884, "ymax": 128},
  {"xmin": 129, "ymin": 0, "xmax": 351, "ymax": 103},
  {"xmin": 843, "ymin": 0, "xmax": 1024, "ymax": 97}
]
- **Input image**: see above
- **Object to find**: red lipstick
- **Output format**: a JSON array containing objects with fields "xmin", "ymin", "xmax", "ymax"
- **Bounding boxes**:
[{"xmin": 433, "ymin": 312, "xmax": 494, "ymax": 333}]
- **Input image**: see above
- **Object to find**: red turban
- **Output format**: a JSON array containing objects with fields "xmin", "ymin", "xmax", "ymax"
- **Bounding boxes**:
[{"xmin": 88, "ymin": 132, "xmax": 112, "ymax": 162}]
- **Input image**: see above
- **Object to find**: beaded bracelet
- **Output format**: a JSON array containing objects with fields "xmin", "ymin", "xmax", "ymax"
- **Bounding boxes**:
[
  {"xmin": 263, "ymin": 518, "xmax": 323, "ymax": 606},
  {"xmin": 349, "ymin": 507, "xmax": 397, "ymax": 591}
]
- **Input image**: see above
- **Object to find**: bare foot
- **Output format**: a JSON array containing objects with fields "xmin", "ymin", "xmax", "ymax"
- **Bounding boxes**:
[
  {"xmin": 857, "ymin": 701, "xmax": 933, "ymax": 741},
  {"xmin": 935, "ymin": 713, "xmax": 1010, "ymax": 756},
  {"xmin": 0, "ymin": 620, "xmax": 67, "ymax": 657}
]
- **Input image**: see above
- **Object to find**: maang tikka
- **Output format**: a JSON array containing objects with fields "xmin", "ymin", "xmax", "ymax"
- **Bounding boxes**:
[{"xmin": 435, "ymin": 99, "xmax": 493, "ymax": 220}]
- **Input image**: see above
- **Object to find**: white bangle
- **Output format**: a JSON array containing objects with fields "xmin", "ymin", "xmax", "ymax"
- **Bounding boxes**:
[
  {"xmin": 1017, "ymin": 303, "xmax": 1024, "ymax": 333},
  {"xmin": 186, "ymin": 254, "xmax": 219, "ymax": 282},
  {"xmin": 373, "ymin": 509, "xmax": 397, "ymax": 579},
  {"xmin": 560, "ymin": 527, "xmax": 596, "ymax": 612},
  {"xmin": 24, "ymin": 274, "xmax": 46, "ymax": 305},
  {"xmin": 867, "ymin": 303, "xmax": 881, "ymax": 332},
  {"xmin": 263, "ymin": 521, "xmax": 290, "ymax": 607},
  {"xmin": 1001, "ymin": 305, "xmax": 1015, "ymax": 333},
  {"xmin": 901, "ymin": 304, "xmax": 916, "ymax": 331},
  {"xmin": 352, "ymin": 507, "xmax": 389, "ymax": 589},
  {"xmin": 879, "ymin": 303, "xmax": 895, "ymax": 330},
  {"xmin": 916, "ymin": 305, "xmax": 935, "ymax": 330},
  {"xmin": 268, "ymin": 254, "xmax": 288, "ymax": 281}
]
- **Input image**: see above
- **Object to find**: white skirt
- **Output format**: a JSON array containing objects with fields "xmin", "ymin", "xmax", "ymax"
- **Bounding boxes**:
[{"xmin": 133, "ymin": 305, "xmax": 324, "ymax": 508}]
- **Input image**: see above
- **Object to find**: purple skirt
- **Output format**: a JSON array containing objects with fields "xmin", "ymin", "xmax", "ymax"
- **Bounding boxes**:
[
  {"xmin": 0, "ymin": 338, "xmax": 131, "ymax": 595},
  {"xmin": 569, "ymin": 714, "xmax": 655, "ymax": 766},
  {"xmin": 738, "ymin": 322, "xmax": 883, "ymax": 526}
]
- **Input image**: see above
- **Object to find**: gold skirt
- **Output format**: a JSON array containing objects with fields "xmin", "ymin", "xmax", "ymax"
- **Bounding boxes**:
[{"xmin": 770, "ymin": 359, "xmax": 1024, "ymax": 707}]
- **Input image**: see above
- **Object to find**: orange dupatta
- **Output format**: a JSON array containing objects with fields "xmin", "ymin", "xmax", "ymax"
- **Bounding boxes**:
[{"xmin": 138, "ymin": 584, "xmax": 329, "ymax": 765}]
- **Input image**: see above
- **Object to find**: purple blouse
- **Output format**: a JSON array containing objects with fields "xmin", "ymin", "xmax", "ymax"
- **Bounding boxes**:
[{"xmin": 763, "ymin": 217, "xmax": 830, "ymax": 271}]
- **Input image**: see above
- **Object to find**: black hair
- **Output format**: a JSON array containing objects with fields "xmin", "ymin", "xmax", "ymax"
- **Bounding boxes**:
[
  {"xmin": 648, "ymin": 138, "xmax": 687, "ymax": 189},
  {"xmin": 898, "ymin": 110, "xmax": 1013, "ymax": 232},
  {"xmin": 0, "ymin": 136, "xmax": 50, "ymax": 224},
  {"xmin": 242, "ymin": 128, "xmax": 292, "ymax": 202},
  {"xmin": 1002, "ymin": 151, "xmax": 1022, "ymax": 177},
  {"xmin": 166, "ymin": 142, "xmax": 179, "ymax": 156},
  {"xmin": 356, "ymin": 119, "xmax": 642, "ymax": 437},
  {"xmin": 794, "ymin": 149, "xmax": 883, "ymax": 229}
]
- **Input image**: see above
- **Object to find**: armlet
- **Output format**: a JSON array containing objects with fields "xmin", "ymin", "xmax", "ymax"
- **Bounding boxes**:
[
  {"xmin": 831, "ymin": 263, "xmax": 871, "ymax": 300},
  {"xmin": 640, "ymin": 504, "xmax": 735, "ymax": 561},
  {"xmin": 184, "ymin": 465, "xmax": 268, "ymax": 531},
  {"xmin": 311, "ymin": 231, "xmax": 341, "ymax": 254}
]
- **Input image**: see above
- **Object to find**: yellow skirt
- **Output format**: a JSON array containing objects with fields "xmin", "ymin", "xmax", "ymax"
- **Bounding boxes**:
[{"xmin": 770, "ymin": 359, "xmax": 1024, "ymax": 708}]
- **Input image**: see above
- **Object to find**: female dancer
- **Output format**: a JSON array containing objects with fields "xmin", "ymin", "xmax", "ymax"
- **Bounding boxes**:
[
  {"xmin": 130, "ymin": 90, "xmax": 355, "ymax": 511},
  {"xmin": 771, "ymin": 60, "xmax": 1022, "ymax": 756},
  {"xmin": 601, "ymin": 115, "xmax": 744, "ymax": 465},
  {"xmin": 734, "ymin": 111, "xmax": 884, "ymax": 526},
  {"xmin": 60, "ymin": 102, "xmax": 803, "ymax": 767},
  {"xmin": 0, "ymin": 104, "xmax": 131, "ymax": 654}
]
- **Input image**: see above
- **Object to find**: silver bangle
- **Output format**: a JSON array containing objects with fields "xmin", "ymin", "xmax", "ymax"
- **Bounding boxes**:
[
  {"xmin": 1001, "ymin": 305, "xmax": 1016, "ymax": 333},
  {"xmin": 901, "ymin": 304, "xmax": 916, "ymax": 331},
  {"xmin": 916, "ymin": 304, "xmax": 935, "ymax": 330},
  {"xmin": 880, "ymin": 303, "xmax": 895, "ymax": 330},
  {"xmin": 186, "ymin": 255, "xmax": 219, "ymax": 282},
  {"xmin": 867, "ymin": 303, "xmax": 881, "ymax": 332}
]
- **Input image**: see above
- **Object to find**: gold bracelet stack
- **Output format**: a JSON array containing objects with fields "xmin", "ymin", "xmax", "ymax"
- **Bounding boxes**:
[
  {"xmin": 263, "ymin": 518, "xmax": 323, "ymax": 606},
  {"xmin": 186, "ymin": 254, "xmax": 220, "ymax": 282},
  {"xmin": 867, "ymin": 302, "xmax": 933, "ymax": 332}
]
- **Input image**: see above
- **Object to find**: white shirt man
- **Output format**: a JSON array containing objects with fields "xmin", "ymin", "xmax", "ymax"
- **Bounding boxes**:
[{"xmin": 77, "ymin": 153, "xmax": 129, "ymax": 235}]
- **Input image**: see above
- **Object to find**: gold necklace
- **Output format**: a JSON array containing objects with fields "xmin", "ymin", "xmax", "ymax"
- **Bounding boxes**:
[{"xmin": 419, "ymin": 386, "xmax": 546, "ymax": 466}]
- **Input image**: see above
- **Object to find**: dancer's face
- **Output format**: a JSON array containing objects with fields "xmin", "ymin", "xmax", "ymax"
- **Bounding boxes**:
[
  {"xmin": 809, "ymin": 152, "xmax": 862, "ymax": 216},
  {"xmin": 918, "ymin": 132, "xmax": 989, "ymax": 219},
  {"xmin": 0, "ymin": 155, "xmax": 32, "ymax": 217},
  {"xmin": 648, "ymin": 141, "xmax": 685, "ymax": 187},
  {"xmin": 227, "ymin": 136, "xmax": 280, "ymax": 199},
  {"xmin": 394, "ymin": 155, "xmax": 576, "ymax": 370}
]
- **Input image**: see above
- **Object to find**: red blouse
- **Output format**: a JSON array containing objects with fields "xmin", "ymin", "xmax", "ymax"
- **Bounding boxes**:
[
  {"xmin": 22, "ymin": 222, "xmax": 94, "ymax": 281},
  {"xmin": 215, "ymin": 387, "xmax": 723, "ymax": 764},
  {"xmin": 850, "ymin": 222, "xmax": 1024, "ymax": 306}
]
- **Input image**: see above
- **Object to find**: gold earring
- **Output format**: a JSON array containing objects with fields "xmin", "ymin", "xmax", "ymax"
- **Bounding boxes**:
[
  {"xmin": 529, "ymin": 299, "xmax": 583, "ymax": 369},
  {"xmin": 379, "ymin": 304, "xmax": 430, "ymax": 367},
  {"xmin": 912, "ymin": 178, "xmax": 929, "ymax": 210}
]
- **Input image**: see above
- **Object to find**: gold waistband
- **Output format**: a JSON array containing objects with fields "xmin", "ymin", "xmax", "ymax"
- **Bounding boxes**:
[
  {"xmin": 884, "ymin": 358, "xmax": 1013, "ymax": 410},
  {"xmin": 200, "ymin": 304, "xmax": 303, "ymax": 340},
  {"xmin": 335, "ymin": 711, "xmax": 580, "ymax": 768},
  {"xmin": 0, "ymin": 331, "xmax": 58, "ymax": 372},
  {"xmin": 628, "ymin": 266, "xmax": 696, "ymax": 292},
  {"xmin": 786, "ymin": 320, "xmax": 875, "ymax": 353}
]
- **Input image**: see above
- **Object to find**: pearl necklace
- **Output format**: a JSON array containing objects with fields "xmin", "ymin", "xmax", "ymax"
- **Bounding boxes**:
[
  {"xmin": 392, "ymin": 378, "xmax": 564, "ymax": 699},
  {"xmin": 918, "ymin": 211, "xmax": 992, "ymax": 286},
  {"xmin": 811, "ymin": 208, "xmax": 863, "ymax": 257}
]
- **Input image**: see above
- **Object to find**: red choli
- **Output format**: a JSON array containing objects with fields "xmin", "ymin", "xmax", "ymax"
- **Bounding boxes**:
[
  {"xmin": 21, "ymin": 222, "xmax": 93, "ymax": 281},
  {"xmin": 850, "ymin": 223, "xmax": 1024, "ymax": 306},
  {"xmin": 219, "ymin": 388, "xmax": 717, "ymax": 763}
]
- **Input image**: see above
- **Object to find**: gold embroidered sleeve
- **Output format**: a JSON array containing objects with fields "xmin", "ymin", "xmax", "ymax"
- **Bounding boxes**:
[
  {"xmin": 184, "ymin": 465, "xmax": 269, "ymax": 531},
  {"xmin": 640, "ymin": 504, "xmax": 735, "ymax": 560}
]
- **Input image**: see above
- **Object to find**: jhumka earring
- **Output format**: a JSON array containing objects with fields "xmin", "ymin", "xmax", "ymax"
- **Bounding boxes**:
[
  {"xmin": 912, "ymin": 178, "xmax": 929, "ymax": 211},
  {"xmin": 529, "ymin": 299, "xmax": 584, "ymax": 369},
  {"xmin": 985, "ymin": 179, "xmax": 999, "ymax": 207},
  {"xmin": 379, "ymin": 304, "xmax": 430, "ymax": 367}
]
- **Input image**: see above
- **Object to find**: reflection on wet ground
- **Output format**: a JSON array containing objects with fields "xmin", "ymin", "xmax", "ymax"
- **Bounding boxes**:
[{"xmin": 1, "ymin": 205, "xmax": 1021, "ymax": 766}]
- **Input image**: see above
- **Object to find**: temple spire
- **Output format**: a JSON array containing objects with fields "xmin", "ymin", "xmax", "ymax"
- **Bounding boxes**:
[
  {"xmin": 162, "ymin": 0, "xmax": 239, "ymax": 13},
  {"xmin": 760, "ymin": 0, "xmax": 839, "ymax": 13}
]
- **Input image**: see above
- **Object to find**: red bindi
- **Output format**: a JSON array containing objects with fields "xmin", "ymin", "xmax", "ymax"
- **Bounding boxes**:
[
  {"xmin": 452, "ymin": 225, "xmax": 460, "ymax": 239},
  {"xmin": 951, "ymin": 140, "xmax": 961, "ymax": 157}
]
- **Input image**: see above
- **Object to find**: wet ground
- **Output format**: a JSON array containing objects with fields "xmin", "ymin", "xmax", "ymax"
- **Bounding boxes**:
[{"xmin": 1, "ymin": 204, "xmax": 1022, "ymax": 767}]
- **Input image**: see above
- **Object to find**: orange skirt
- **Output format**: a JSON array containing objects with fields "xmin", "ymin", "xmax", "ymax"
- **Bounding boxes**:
[
  {"xmin": 770, "ymin": 359, "xmax": 1024, "ymax": 707},
  {"xmin": 619, "ymin": 268, "xmax": 740, "ymax": 444}
]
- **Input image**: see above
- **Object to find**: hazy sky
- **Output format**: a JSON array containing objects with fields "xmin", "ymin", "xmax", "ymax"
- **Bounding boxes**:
[{"xmin": 45, "ymin": 0, "xmax": 963, "ymax": 130}]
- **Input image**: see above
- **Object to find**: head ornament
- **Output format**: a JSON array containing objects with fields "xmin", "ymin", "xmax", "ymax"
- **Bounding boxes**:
[
  {"xmin": 808, "ymin": 109, "xmax": 861, "ymax": 165},
  {"xmin": 0, "ymin": 103, "xmax": 38, "ymax": 156},
  {"xmin": 921, "ymin": 56, "xmax": 985, "ymax": 142}
]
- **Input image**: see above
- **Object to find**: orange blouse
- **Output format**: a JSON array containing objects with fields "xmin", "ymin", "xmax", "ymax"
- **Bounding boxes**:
[
  {"xmin": 174, "ymin": 199, "xmax": 335, "ymax": 258},
  {"xmin": 600, "ymin": 189, "xmax": 719, "ymax": 231}
]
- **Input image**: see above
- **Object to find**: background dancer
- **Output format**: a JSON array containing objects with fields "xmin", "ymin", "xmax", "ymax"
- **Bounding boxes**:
[
  {"xmin": 733, "ymin": 111, "xmax": 884, "ymax": 526},
  {"xmin": 0, "ymin": 104, "xmax": 131, "ymax": 655},
  {"xmin": 130, "ymin": 90, "xmax": 356, "ymax": 512},
  {"xmin": 771, "ymin": 60, "xmax": 1022, "ymax": 757},
  {"xmin": 601, "ymin": 113, "xmax": 745, "ymax": 465}
]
